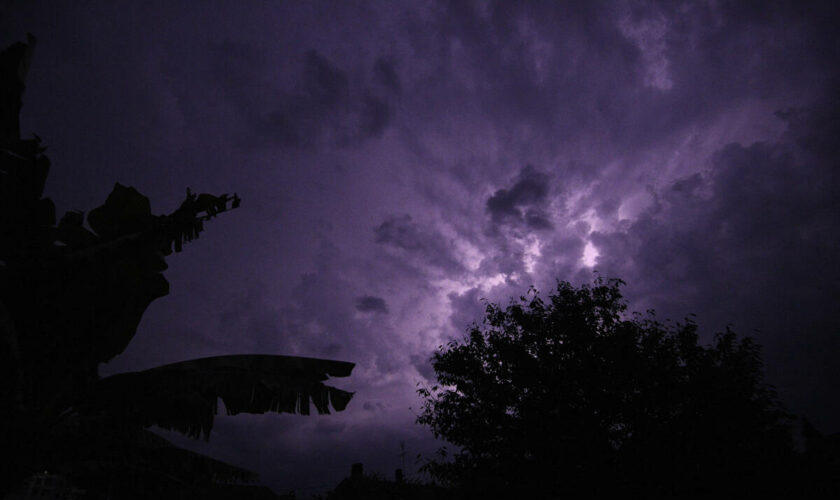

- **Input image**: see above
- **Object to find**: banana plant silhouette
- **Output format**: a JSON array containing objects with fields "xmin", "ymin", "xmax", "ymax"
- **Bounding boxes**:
[{"xmin": 0, "ymin": 36, "xmax": 354, "ymax": 496}]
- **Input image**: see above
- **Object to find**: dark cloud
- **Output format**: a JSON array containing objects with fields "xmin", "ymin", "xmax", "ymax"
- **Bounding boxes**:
[
  {"xmin": 355, "ymin": 295, "xmax": 389, "ymax": 314},
  {"xmin": 416, "ymin": 1, "xmax": 642, "ymax": 153},
  {"xmin": 410, "ymin": 353, "xmax": 436, "ymax": 381},
  {"xmin": 209, "ymin": 40, "xmax": 267, "ymax": 99},
  {"xmin": 590, "ymin": 89, "xmax": 840, "ymax": 428},
  {"xmin": 447, "ymin": 287, "xmax": 485, "ymax": 332},
  {"xmin": 486, "ymin": 165, "xmax": 553, "ymax": 230},
  {"xmin": 362, "ymin": 401, "xmax": 385, "ymax": 412},
  {"xmin": 358, "ymin": 92, "xmax": 391, "ymax": 138},
  {"xmin": 203, "ymin": 44, "xmax": 397, "ymax": 149},
  {"xmin": 373, "ymin": 56, "xmax": 401, "ymax": 94},
  {"xmin": 259, "ymin": 50, "xmax": 358, "ymax": 148},
  {"xmin": 413, "ymin": 0, "xmax": 840, "ymax": 171},
  {"xmin": 374, "ymin": 214, "xmax": 463, "ymax": 274},
  {"xmin": 523, "ymin": 209, "xmax": 553, "ymax": 230},
  {"xmin": 303, "ymin": 49, "xmax": 350, "ymax": 109},
  {"xmin": 595, "ymin": 196, "xmax": 621, "ymax": 218}
]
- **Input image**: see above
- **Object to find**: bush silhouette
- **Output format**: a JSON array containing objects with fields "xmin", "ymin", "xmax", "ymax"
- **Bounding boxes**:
[{"xmin": 418, "ymin": 278, "xmax": 794, "ymax": 498}]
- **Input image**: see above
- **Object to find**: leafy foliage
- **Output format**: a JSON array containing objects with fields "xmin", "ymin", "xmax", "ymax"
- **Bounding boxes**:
[
  {"xmin": 418, "ymin": 278, "xmax": 793, "ymax": 497},
  {"xmin": 85, "ymin": 355, "xmax": 355, "ymax": 439}
]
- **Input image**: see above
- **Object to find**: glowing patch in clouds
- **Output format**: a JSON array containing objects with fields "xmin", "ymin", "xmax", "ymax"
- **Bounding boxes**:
[
  {"xmin": 582, "ymin": 241, "xmax": 599, "ymax": 267},
  {"xmin": 523, "ymin": 236, "xmax": 542, "ymax": 274},
  {"xmin": 455, "ymin": 237, "xmax": 484, "ymax": 272}
]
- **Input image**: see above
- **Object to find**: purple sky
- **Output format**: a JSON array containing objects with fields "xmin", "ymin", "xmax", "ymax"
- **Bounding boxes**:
[{"xmin": 4, "ymin": 0, "xmax": 840, "ymax": 495}]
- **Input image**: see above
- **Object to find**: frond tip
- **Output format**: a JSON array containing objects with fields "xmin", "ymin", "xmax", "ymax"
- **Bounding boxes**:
[{"xmin": 83, "ymin": 355, "xmax": 355, "ymax": 439}]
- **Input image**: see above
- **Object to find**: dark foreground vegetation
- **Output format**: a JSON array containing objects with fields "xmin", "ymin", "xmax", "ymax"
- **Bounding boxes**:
[
  {"xmin": 417, "ymin": 278, "xmax": 840, "ymax": 498},
  {"xmin": 0, "ymin": 36, "xmax": 353, "ymax": 499}
]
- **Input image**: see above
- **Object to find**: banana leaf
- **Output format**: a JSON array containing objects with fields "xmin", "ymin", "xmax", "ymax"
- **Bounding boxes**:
[{"xmin": 81, "ymin": 355, "xmax": 355, "ymax": 439}]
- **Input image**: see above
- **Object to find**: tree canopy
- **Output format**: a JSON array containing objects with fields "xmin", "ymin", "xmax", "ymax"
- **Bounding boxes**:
[{"xmin": 418, "ymin": 278, "xmax": 794, "ymax": 498}]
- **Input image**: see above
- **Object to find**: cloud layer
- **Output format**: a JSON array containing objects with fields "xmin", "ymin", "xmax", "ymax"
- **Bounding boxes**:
[{"xmin": 4, "ymin": 0, "xmax": 840, "ymax": 495}]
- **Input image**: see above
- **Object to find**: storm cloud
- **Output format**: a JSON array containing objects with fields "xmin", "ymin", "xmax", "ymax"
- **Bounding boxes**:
[
  {"xmin": 374, "ymin": 214, "xmax": 464, "ymax": 274},
  {"xmin": 355, "ymin": 295, "xmax": 389, "ymax": 314},
  {"xmin": 4, "ymin": 0, "xmax": 840, "ymax": 495},
  {"xmin": 486, "ymin": 165, "xmax": 553, "ymax": 231}
]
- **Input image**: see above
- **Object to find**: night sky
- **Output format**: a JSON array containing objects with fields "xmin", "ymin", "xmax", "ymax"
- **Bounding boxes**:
[{"xmin": 3, "ymin": 1, "xmax": 840, "ymax": 495}]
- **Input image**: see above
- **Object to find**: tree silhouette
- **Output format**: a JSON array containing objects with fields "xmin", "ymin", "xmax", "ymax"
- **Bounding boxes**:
[
  {"xmin": 0, "ymin": 36, "xmax": 354, "ymax": 498},
  {"xmin": 417, "ymin": 278, "xmax": 794, "ymax": 498}
]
